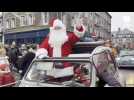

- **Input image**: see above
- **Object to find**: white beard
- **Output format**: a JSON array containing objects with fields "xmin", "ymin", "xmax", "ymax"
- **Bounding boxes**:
[{"xmin": 48, "ymin": 28, "xmax": 68, "ymax": 57}]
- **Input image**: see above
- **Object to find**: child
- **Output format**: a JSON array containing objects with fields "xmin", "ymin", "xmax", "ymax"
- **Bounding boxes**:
[{"xmin": 0, "ymin": 43, "xmax": 15, "ymax": 87}]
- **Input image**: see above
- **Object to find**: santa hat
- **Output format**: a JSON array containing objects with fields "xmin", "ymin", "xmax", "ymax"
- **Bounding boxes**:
[
  {"xmin": 49, "ymin": 17, "xmax": 57, "ymax": 27},
  {"xmin": 50, "ymin": 18, "xmax": 65, "ymax": 30}
]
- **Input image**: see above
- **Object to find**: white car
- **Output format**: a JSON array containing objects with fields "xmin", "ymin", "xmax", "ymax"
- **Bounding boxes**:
[
  {"xmin": 18, "ymin": 41, "xmax": 121, "ymax": 87},
  {"xmin": 19, "ymin": 51, "xmax": 121, "ymax": 87},
  {"xmin": 116, "ymin": 50, "xmax": 134, "ymax": 68},
  {"xmin": 19, "ymin": 54, "xmax": 97, "ymax": 87}
]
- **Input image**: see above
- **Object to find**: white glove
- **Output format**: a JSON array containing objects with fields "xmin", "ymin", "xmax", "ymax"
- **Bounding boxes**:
[
  {"xmin": 73, "ymin": 18, "xmax": 86, "ymax": 38},
  {"xmin": 35, "ymin": 48, "xmax": 48, "ymax": 59},
  {"xmin": 37, "ymin": 55, "xmax": 48, "ymax": 59},
  {"xmin": 76, "ymin": 18, "xmax": 83, "ymax": 29}
]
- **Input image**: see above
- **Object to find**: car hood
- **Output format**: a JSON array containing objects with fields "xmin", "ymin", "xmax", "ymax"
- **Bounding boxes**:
[
  {"xmin": 19, "ymin": 80, "xmax": 66, "ymax": 87},
  {"xmin": 118, "ymin": 56, "xmax": 134, "ymax": 61}
]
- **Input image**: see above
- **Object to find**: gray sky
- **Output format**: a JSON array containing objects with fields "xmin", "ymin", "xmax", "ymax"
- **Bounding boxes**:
[{"xmin": 109, "ymin": 12, "xmax": 134, "ymax": 32}]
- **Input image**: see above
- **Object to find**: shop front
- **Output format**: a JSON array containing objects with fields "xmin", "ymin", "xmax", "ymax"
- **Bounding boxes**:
[{"xmin": 4, "ymin": 28, "xmax": 49, "ymax": 46}]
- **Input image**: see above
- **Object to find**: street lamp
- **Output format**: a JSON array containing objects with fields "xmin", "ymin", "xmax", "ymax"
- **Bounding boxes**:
[{"xmin": 2, "ymin": 12, "xmax": 6, "ymax": 45}]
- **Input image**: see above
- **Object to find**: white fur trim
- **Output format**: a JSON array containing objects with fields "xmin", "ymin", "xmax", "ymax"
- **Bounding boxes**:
[
  {"xmin": 36, "ymin": 48, "xmax": 48, "ymax": 57},
  {"xmin": 74, "ymin": 24, "xmax": 86, "ymax": 38},
  {"xmin": 51, "ymin": 19, "xmax": 65, "ymax": 30},
  {"xmin": 47, "ymin": 66, "xmax": 74, "ymax": 78},
  {"xmin": 53, "ymin": 46, "xmax": 62, "ymax": 57}
]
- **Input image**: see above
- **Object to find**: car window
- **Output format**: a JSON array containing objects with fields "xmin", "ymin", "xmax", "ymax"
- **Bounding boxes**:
[
  {"xmin": 25, "ymin": 61, "xmax": 93, "ymax": 86},
  {"xmin": 119, "ymin": 50, "xmax": 134, "ymax": 57}
]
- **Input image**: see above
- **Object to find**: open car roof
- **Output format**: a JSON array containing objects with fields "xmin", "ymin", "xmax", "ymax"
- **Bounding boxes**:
[
  {"xmin": 35, "ymin": 54, "xmax": 92, "ymax": 63},
  {"xmin": 75, "ymin": 40, "xmax": 105, "ymax": 45}
]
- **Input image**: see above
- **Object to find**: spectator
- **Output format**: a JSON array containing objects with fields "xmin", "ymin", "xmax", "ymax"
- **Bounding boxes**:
[
  {"xmin": 20, "ymin": 44, "xmax": 28, "ymax": 57},
  {"xmin": 0, "ymin": 43, "xmax": 6, "ymax": 57},
  {"xmin": 8, "ymin": 41, "xmax": 20, "ymax": 72},
  {"xmin": 92, "ymin": 45, "xmax": 122, "ymax": 87},
  {"xmin": 20, "ymin": 46, "xmax": 36, "ymax": 78},
  {"xmin": 0, "ymin": 43, "xmax": 15, "ymax": 87},
  {"xmin": 4, "ymin": 44, "xmax": 10, "ymax": 57}
]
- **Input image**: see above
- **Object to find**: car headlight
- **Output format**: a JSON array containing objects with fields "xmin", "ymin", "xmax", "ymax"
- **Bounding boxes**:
[
  {"xmin": 116, "ymin": 58, "xmax": 120, "ymax": 61},
  {"xmin": 131, "ymin": 58, "xmax": 134, "ymax": 60}
]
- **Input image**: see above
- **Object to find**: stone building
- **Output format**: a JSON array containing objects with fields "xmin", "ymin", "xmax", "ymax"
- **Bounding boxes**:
[{"xmin": 2, "ymin": 12, "xmax": 111, "ymax": 45}]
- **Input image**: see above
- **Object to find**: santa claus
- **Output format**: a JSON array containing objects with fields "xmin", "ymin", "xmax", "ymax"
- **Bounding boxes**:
[{"xmin": 36, "ymin": 18, "xmax": 86, "ymax": 79}]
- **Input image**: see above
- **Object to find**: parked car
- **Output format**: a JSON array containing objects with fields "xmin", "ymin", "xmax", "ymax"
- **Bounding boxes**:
[{"xmin": 116, "ymin": 49, "xmax": 134, "ymax": 68}]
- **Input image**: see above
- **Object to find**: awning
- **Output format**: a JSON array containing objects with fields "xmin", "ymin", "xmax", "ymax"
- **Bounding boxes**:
[{"xmin": 5, "ymin": 29, "xmax": 49, "ymax": 40}]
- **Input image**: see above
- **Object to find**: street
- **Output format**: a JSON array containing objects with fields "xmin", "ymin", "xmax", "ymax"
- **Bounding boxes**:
[{"xmin": 119, "ymin": 68, "xmax": 134, "ymax": 87}]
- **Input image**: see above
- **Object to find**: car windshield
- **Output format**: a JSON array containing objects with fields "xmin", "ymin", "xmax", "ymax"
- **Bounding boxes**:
[
  {"xmin": 25, "ymin": 60, "xmax": 92, "ymax": 86},
  {"xmin": 119, "ymin": 50, "xmax": 134, "ymax": 57}
]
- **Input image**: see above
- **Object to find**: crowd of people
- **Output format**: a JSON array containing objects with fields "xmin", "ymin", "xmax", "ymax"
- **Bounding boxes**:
[{"xmin": 3, "ymin": 42, "xmax": 37, "ymax": 79}]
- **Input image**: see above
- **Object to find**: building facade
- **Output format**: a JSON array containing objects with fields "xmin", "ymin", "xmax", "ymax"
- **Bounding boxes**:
[
  {"xmin": 112, "ymin": 28, "xmax": 134, "ymax": 49},
  {"xmin": 2, "ymin": 12, "xmax": 111, "ymax": 45},
  {"xmin": 0, "ymin": 16, "xmax": 2, "ymax": 42}
]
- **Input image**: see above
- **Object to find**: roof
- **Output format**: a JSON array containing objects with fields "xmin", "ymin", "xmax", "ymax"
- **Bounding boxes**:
[
  {"xmin": 112, "ymin": 28, "xmax": 134, "ymax": 35},
  {"xmin": 106, "ymin": 12, "xmax": 112, "ymax": 18}
]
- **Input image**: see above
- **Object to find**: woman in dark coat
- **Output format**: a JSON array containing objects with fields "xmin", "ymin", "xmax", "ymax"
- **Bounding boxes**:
[
  {"xmin": 8, "ymin": 43, "xmax": 21, "ymax": 71},
  {"xmin": 20, "ymin": 46, "xmax": 36, "ymax": 78}
]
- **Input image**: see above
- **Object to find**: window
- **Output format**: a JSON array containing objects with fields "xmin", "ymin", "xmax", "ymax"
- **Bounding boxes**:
[
  {"xmin": 62, "ymin": 15, "xmax": 66, "ymax": 25},
  {"xmin": 20, "ymin": 16, "xmax": 26, "ymax": 26},
  {"xmin": 0, "ymin": 20, "xmax": 2, "ymax": 32},
  {"xmin": 11, "ymin": 18, "xmax": 16, "ymax": 28},
  {"xmin": 6, "ymin": 18, "xmax": 16, "ymax": 29},
  {"xmin": 42, "ymin": 12, "xmax": 49, "ymax": 25},
  {"xmin": 6, "ymin": 20, "xmax": 10, "ymax": 29},
  {"xmin": 56, "ymin": 12, "xmax": 63, "ymax": 20},
  {"xmin": 71, "ymin": 16, "xmax": 75, "ymax": 27},
  {"xmin": 28, "ymin": 14, "xmax": 34, "ymax": 25},
  {"xmin": 44, "ymin": 12, "xmax": 49, "ymax": 23}
]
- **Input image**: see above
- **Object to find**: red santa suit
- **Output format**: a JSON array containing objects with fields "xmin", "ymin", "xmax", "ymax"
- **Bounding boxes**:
[{"xmin": 36, "ymin": 19, "xmax": 86, "ymax": 78}]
